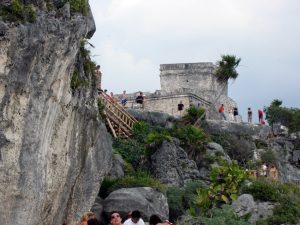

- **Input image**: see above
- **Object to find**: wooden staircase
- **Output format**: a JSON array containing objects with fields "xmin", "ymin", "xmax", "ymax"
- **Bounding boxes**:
[{"xmin": 99, "ymin": 92, "xmax": 137, "ymax": 138}]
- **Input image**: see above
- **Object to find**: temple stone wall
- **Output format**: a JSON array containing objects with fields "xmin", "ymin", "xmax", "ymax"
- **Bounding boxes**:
[
  {"xmin": 125, "ymin": 93, "xmax": 211, "ymax": 118},
  {"xmin": 159, "ymin": 62, "xmax": 228, "ymax": 101}
]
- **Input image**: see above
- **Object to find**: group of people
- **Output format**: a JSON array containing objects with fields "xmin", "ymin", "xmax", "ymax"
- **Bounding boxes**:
[
  {"xmin": 260, "ymin": 163, "xmax": 278, "ymax": 179},
  {"xmin": 218, "ymin": 104, "xmax": 266, "ymax": 124},
  {"xmin": 218, "ymin": 104, "xmax": 239, "ymax": 122},
  {"xmin": 75, "ymin": 210, "xmax": 173, "ymax": 225}
]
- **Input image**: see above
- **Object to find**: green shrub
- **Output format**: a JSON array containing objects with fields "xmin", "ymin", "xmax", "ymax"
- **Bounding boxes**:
[
  {"xmin": 180, "ymin": 205, "xmax": 250, "ymax": 225},
  {"xmin": 11, "ymin": 0, "xmax": 23, "ymax": 18},
  {"xmin": 99, "ymin": 177, "xmax": 118, "ymax": 198},
  {"xmin": 256, "ymin": 203, "xmax": 300, "ymax": 225},
  {"xmin": 146, "ymin": 131, "xmax": 172, "ymax": 145},
  {"xmin": 241, "ymin": 178, "xmax": 283, "ymax": 202},
  {"xmin": 111, "ymin": 171, "xmax": 165, "ymax": 193},
  {"xmin": 113, "ymin": 138, "xmax": 146, "ymax": 169},
  {"xmin": 83, "ymin": 60, "xmax": 97, "ymax": 76},
  {"xmin": 260, "ymin": 149, "xmax": 277, "ymax": 166},
  {"xmin": 132, "ymin": 121, "xmax": 150, "ymax": 143},
  {"xmin": 66, "ymin": 0, "xmax": 88, "ymax": 15},
  {"xmin": 25, "ymin": 4, "xmax": 36, "ymax": 23},
  {"xmin": 97, "ymin": 99, "xmax": 105, "ymax": 119},
  {"xmin": 70, "ymin": 70, "xmax": 89, "ymax": 91},
  {"xmin": 167, "ymin": 186, "xmax": 185, "ymax": 220},
  {"xmin": 183, "ymin": 180, "xmax": 207, "ymax": 209},
  {"xmin": 183, "ymin": 106, "xmax": 205, "ymax": 123},
  {"xmin": 0, "ymin": 0, "xmax": 36, "ymax": 23},
  {"xmin": 209, "ymin": 162, "xmax": 248, "ymax": 205},
  {"xmin": 79, "ymin": 40, "xmax": 90, "ymax": 58},
  {"xmin": 241, "ymin": 177, "xmax": 300, "ymax": 204},
  {"xmin": 171, "ymin": 125, "xmax": 210, "ymax": 153}
]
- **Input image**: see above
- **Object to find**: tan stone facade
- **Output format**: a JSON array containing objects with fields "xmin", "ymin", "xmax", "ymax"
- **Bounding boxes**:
[{"xmin": 116, "ymin": 62, "xmax": 237, "ymax": 119}]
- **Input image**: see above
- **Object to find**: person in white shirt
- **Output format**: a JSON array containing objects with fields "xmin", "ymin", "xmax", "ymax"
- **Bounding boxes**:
[{"xmin": 124, "ymin": 210, "xmax": 145, "ymax": 225}]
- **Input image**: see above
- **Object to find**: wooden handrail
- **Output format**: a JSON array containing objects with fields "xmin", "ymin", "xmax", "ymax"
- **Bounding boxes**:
[{"xmin": 98, "ymin": 92, "xmax": 137, "ymax": 137}]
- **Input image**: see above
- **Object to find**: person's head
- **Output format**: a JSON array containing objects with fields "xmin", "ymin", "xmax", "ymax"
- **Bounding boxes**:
[
  {"xmin": 123, "ymin": 90, "xmax": 126, "ymax": 94},
  {"xmin": 96, "ymin": 65, "xmax": 101, "ymax": 69},
  {"xmin": 139, "ymin": 92, "xmax": 143, "ymax": 96},
  {"xmin": 248, "ymin": 107, "xmax": 251, "ymax": 110},
  {"xmin": 80, "ymin": 212, "xmax": 96, "ymax": 223},
  {"xmin": 87, "ymin": 218, "xmax": 100, "ymax": 225},
  {"xmin": 110, "ymin": 211, "xmax": 122, "ymax": 225},
  {"xmin": 130, "ymin": 210, "xmax": 142, "ymax": 223},
  {"xmin": 149, "ymin": 215, "xmax": 162, "ymax": 225}
]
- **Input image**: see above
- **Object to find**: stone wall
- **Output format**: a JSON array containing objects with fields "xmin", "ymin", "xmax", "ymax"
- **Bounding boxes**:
[
  {"xmin": 124, "ymin": 92, "xmax": 210, "ymax": 118},
  {"xmin": 159, "ymin": 62, "xmax": 228, "ymax": 101}
]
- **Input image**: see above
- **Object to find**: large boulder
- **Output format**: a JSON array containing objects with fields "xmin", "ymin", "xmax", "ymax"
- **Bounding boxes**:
[
  {"xmin": 203, "ymin": 119, "xmax": 272, "ymax": 140},
  {"xmin": 127, "ymin": 109, "xmax": 177, "ymax": 127},
  {"xmin": 103, "ymin": 187, "xmax": 169, "ymax": 221},
  {"xmin": 232, "ymin": 194, "xmax": 275, "ymax": 225},
  {"xmin": 108, "ymin": 153, "xmax": 125, "ymax": 178},
  {"xmin": 150, "ymin": 139, "xmax": 200, "ymax": 186}
]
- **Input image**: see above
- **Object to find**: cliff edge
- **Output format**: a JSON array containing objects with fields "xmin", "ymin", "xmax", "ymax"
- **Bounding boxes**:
[{"xmin": 0, "ymin": 1, "xmax": 112, "ymax": 225}]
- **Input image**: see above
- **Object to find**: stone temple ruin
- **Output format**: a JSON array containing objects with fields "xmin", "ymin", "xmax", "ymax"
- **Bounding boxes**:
[{"xmin": 123, "ymin": 62, "xmax": 237, "ymax": 119}]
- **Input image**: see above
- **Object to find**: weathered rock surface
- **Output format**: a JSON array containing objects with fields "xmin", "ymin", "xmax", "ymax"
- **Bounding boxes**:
[
  {"xmin": 150, "ymin": 139, "xmax": 200, "ymax": 186},
  {"xmin": 232, "ymin": 194, "xmax": 275, "ymax": 225},
  {"xmin": 103, "ymin": 187, "xmax": 169, "ymax": 221},
  {"xmin": 203, "ymin": 119, "xmax": 272, "ymax": 140},
  {"xmin": 108, "ymin": 153, "xmax": 125, "ymax": 178},
  {"xmin": 127, "ymin": 109, "xmax": 177, "ymax": 127},
  {"xmin": 0, "ymin": 3, "xmax": 111, "ymax": 225},
  {"xmin": 267, "ymin": 137, "xmax": 300, "ymax": 184}
]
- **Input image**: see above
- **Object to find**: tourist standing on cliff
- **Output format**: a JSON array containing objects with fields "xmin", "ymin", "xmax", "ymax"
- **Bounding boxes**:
[
  {"xmin": 121, "ymin": 90, "xmax": 127, "ymax": 106},
  {"xmin": 248, "ymin": 107, "xmax": 252, "ymax": 123},
  {"xmin": 218, "ymin": 104, "xmax": 226, "ymax": 120},
  {"xmin": 178, "ymin": 101, "xmax": 184, "ymax": 116},
  {"xmin": 136, "ymin": 92, "xmax": 145, "ymax": 109},
  {"xmin": 233, "ymin": 107, "xmax": 239, "ymax": 122},
  {"xmin": 94, "ymin": 65, "xmax": 102, "ymax": 93},
  {"xmin": 258, "ymin": 109, "xmax": 264, "ymax": 124}
]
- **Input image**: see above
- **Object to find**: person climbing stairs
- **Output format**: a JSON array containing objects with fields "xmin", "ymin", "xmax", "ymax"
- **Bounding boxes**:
[{"xmin": 99, "ymin": 92, "xmax": 137, "ymax": 138}]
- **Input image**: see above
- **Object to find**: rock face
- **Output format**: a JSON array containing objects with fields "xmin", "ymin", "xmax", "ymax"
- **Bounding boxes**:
[
  {"xmin": 150, "ymin": 139, "xmax": 200, "ymax": 186},
  {"xmin": 0, "ymin": 3, "xmax": 112, "ymax": 225},
  {"xmin": 127, "ymin": 109, "xmax": 177, "ymax": 127},
  {"xmin": 103, "ymin": 187, "xmax": 169, "ymax": 221},
  {"xmin": 232, "ymin": 194, "xmax": 275, "ymax": 225},
  {"xmin": 108, "ymin": 153, "xmax": 125, "ymax": 178}
]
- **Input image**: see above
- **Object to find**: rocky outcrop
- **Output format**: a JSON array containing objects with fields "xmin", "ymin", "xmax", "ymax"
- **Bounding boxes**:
[
  {"xmin": 108, "ymin": 153, "xmax": 125, "ymax": 178},
  {"xmin": 203, "ymin": 120, "xmax": 272, "ymax": 140},
  {"xmin": 0, "ymin": 3, "xmax": 112, "ymax": 225},
  {"xmin": 127, "ymin": 109, "xmax": 177, "ymax": 127},
  {"xmin": 150, "ymin": 139, "xmax": 200, "ymax": 186},
  {"xmin": 267, "ymin": 137, "xmax": 300, "ymax": 184},
  {"xmin": 103, "ymin": 187, "xmax": 169, "ymax": 221},
  {"xmin": 232, "ymin": 194, "xmax": 275, "ymax": 225}
]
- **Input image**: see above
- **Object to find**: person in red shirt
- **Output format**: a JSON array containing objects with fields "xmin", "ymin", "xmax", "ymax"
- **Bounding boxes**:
[
  {"xmin": 258, "ymin": 109, "xmax": 264, "ymax": 124},
  {"xmin": 218, "ymin": 104, "xmax": 226, "ymax": 120}
]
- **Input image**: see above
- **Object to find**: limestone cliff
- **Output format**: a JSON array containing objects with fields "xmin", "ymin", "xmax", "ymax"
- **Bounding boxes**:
[{"xmin": 0, "ymin": 2, "xmax": 112, "ymax": 225}]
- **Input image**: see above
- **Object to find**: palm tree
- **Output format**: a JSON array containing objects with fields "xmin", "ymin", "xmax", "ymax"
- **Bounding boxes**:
[
  {"xmin": 194, "ymin": 54, "xmax": 241, "ymax": 125},
  {"xmin": 215, "ymin": 55, "xmax": 241, "ymax": 83}
]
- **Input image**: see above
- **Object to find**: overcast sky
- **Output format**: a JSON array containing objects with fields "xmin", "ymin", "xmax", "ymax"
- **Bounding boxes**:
[{"xmin": 88, "ymin": 0, "xmax": 300, "ymax": 122}]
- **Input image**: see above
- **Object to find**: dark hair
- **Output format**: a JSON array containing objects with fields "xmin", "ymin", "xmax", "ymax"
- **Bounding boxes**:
[
  {"xmin": 88, "ymin": 218, "xmax": 100, "ymax": 225},
  {"xmin": 149, "ymin": 215, "xmax": 162, "ymax": 225},
  {"xmin": 131, "ymin": 210, "xmax": 141, "ymax": 219}
]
